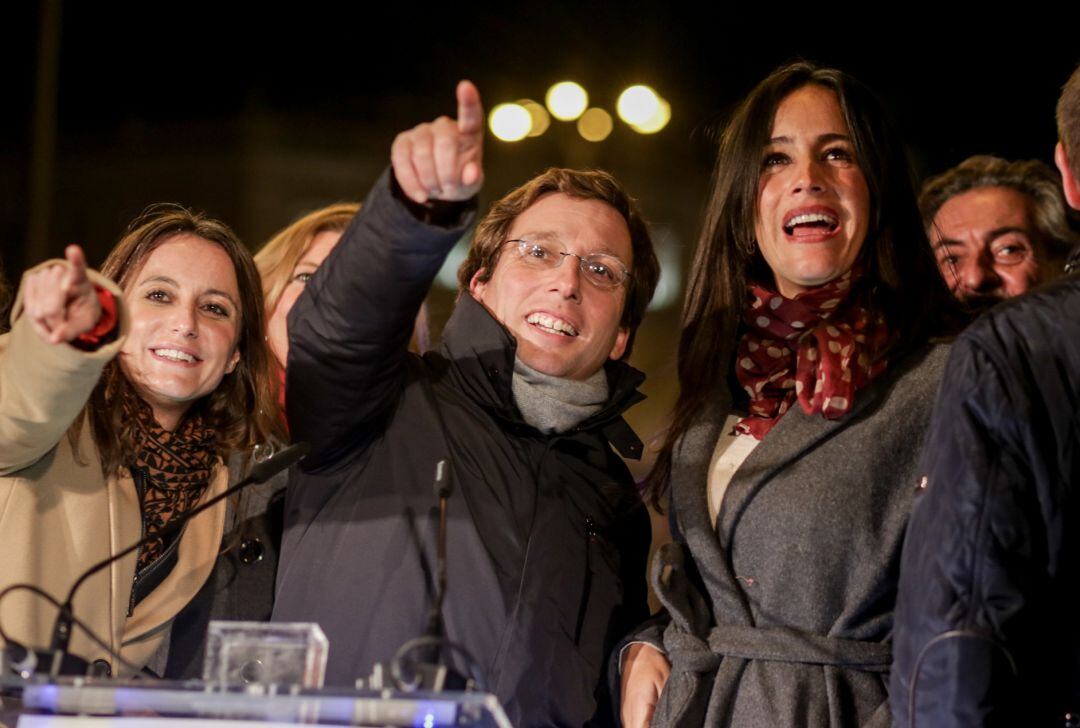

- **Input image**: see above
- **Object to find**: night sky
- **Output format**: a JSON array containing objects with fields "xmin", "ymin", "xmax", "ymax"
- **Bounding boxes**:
[
  {"xmin": 34, "ymin": 7, "xmax": 1080, "ymax": 158},
  {"xmin": 6, "ymin": 5, "xmax": 1078, "ymax": 261}
]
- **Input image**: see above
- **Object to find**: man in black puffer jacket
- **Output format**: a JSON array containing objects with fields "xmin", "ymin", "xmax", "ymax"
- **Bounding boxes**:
[
  {"xmin": 892, "ymin": 64, "xmax": 1080, "ymax": 727},
  {"xmin": 272, "ymin": 82, "xmax": 659, "ymax": 727}
]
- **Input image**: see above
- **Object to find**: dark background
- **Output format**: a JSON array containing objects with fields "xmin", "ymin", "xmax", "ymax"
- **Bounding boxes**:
[{"xmin": 4, "ymin": 3, "xmax": 1079, "ymax": 481}]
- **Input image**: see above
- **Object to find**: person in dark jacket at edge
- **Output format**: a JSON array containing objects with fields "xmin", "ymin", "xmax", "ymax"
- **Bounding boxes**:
[
  {"xmin": 271, "ymin": 80, "xmax": 660, "ymax": 727},
  {"xmin": 891, "ymin": 63, "xmax": 1080, "ymax": 727}
]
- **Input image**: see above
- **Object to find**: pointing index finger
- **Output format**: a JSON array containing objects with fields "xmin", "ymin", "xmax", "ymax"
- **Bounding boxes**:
[
  {"xmin": 456, "ymin": 80, "xmax": 483, "ymax": 136},
  {"xmin": 63, "ymin": 244, "xmax": 89, "ymax": 289}
]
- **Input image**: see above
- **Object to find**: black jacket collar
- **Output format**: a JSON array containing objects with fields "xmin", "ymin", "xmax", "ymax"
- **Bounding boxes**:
[{"xmin": 438, "ymin": 294, "xmax": 646, "ymax": 459}]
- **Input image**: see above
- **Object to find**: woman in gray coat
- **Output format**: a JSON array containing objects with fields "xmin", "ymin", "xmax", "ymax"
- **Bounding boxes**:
[{"xmin": 619, "ymin": 63, "xmax": 963, "ymax": 727}]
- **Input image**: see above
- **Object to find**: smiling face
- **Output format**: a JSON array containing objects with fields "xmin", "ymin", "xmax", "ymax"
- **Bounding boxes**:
[
  {"xmin": 754, "ymin": 84, "xmax": 871, "ymax": 298},
  {"xmin": 930, "ymin": 186, "xmax": 1044, "ymax": 302},
  {"xmin": 469, "ymin": 192, "xmax": 631, "ymax": 380},
  {"xmin": 119, "ymin": 234, "xmax": 242, "ymax": 430},
  {"xmin": 265, "ymin": 229, "xmax": 341, "ymax": 368}
]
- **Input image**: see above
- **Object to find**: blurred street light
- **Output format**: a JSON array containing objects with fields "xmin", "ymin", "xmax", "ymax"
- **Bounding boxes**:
[
  {"xmin": 489, "ymin": 103, "xmax": 532, "ymax": 141},
  {"xmin": 577, "ymin": 108, "xmax": 613, "ymax": 142},
  {"xmin": 546, "ymin": 81, "xmax": 588, "ymax": 121}
]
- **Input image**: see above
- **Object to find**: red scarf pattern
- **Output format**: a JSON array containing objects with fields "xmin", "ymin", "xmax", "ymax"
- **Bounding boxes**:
[{"xmin": 734, "ymin": 270, "xmax": 888, "ymax": 439}]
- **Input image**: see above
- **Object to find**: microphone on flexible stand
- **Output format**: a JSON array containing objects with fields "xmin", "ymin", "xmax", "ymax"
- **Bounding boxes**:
[
  {"xmin": 388, "ymin": 458, "xmax": 479, "ymax": 692},
  {"xmin": 44, "ymin": 441, "xmax": 310, "ymax": 677}
]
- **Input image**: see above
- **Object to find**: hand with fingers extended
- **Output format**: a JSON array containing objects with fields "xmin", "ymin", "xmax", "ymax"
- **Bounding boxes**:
[
  {"xmin": 22, "ymin": 245, "xmax": 103, "ymax": 344},
  {"xmin": 621, "ymin": 642, "xmax": 671, "ymax": 728},
  {"xmin": 391, "ymin": 80, "xmax": 484, "ymax": 204}
]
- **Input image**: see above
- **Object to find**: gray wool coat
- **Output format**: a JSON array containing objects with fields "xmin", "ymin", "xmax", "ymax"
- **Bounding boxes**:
[{"xmin": 645, "ymin": 342, "xmax": 949, "ymax": 728}]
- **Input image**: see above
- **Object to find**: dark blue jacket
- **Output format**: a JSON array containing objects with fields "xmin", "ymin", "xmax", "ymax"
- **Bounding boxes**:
[
  {"xmin": 272, "ymin": 172, "xmax": 651, "ymax": 727},
  {"xmin": 891, "ymin": 275, "xmax": 1080, "ymax": 727}
]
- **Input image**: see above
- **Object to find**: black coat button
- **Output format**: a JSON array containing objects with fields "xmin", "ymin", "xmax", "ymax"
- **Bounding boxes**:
[{"xmin": 239, "ymin": 538, "xmax": 265, "ymax": 565}]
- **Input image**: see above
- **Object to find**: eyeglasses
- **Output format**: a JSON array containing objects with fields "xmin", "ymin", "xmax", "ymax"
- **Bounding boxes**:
[{"xmin": 502, "ymin": 239, "xmax": 630, "ymax": 290}]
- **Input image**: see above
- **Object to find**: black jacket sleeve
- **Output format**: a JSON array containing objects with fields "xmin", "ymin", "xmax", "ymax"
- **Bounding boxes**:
[
  {"xmin": 890, "ymin": 322, "xmax": 1076, "ymax": 727},
  {"xmin": 286, "ymin": 169, "xmax": 475, "ymax": 471}
]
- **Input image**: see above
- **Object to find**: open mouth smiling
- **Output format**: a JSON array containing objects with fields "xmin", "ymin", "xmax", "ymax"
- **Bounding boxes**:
[
  {"xmin": 782, "ymin": 208, "xmax": 840, "ymax": 238},
  {"xmin": 151, "ymin": 348, "xmax": 200, "ymax": 364},
  {"xmin": 526, "ymin": 312, "xmax": 579, "ymax": 337}
]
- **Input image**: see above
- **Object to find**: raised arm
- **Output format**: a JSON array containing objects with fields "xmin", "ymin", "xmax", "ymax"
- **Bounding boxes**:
[
  {"xmin": 0, "ymin": 246, "xmax": 125, "ymax": 473},
  {"xmin": 286, "ymin": 81, "xmax": 483, "ymax": 471}
]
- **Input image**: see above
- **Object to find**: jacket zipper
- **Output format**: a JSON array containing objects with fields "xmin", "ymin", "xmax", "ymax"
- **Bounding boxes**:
[
  {"xmin": 127, "ymin": 467, "xmax": 148, "ymax": 616},
  {"xmin": 574, "ymin": 515, "xmax": 599, "ymax": 646},
  {"xmin": 127, "ymin": 467, "xmax": 184, "ymax": 617},
  {"xmin": 128, "ymin": 527, "xmax": 184, "ymax": 616}
]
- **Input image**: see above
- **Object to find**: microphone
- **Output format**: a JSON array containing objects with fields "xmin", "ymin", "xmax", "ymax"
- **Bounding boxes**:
[
  {"xmin": 46, "ymin": 441, "xmax": 310, "ymax": 676},
  {"xmin": 427, "ymin": 459, "xmax": 451, "ymax": 640},
  {"xmin": 389, "ymin": 458, "xmax": 478, "ymax": 692},
  {"xmin": 433, "ymin": 459, "xmax": 452, "ymax": 499}
]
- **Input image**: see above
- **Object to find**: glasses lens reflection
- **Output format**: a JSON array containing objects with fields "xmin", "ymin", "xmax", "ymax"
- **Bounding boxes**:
[{"xmin": 506, "ymin": 240, "xmax": 627, "ymax": 290}]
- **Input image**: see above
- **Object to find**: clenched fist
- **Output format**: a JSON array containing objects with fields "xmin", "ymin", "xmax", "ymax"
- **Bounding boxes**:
[{"xmin": 22, "ymin": 245, "xmax": 102, "ymax": 344}]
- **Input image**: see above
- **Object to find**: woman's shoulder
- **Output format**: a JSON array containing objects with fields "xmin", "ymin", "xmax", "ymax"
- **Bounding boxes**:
[
  {"xmin": 885, "ymin": 339, "xmax": 951, "ymax": 393},
  {"xmin": 849, "ymin": 339, "xmax": 952, "ymax": 433},
  {"xmin": 672, "ymin": 387, "xmax": 736, "ymax": 459}
]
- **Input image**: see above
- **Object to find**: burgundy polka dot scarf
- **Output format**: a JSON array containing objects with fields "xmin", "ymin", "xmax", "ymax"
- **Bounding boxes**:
[{"xmin": 734, "ymin": 269, "xmax": 889, "ymax": 440}]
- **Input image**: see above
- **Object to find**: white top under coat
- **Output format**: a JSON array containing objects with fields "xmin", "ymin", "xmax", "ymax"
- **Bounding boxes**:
[{"xmin": 707, "ymin": 414, "xmax": 762, "ymax": 527}]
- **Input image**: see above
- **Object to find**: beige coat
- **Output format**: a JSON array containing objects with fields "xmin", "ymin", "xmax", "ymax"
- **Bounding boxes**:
[{"xmin": 0, "ymin": 263, "xmax": 226, "ymax": 674}]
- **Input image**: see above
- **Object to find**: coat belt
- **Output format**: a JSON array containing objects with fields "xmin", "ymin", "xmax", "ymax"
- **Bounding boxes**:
[{"xmin": 664, "ymin": 623, "xmax": 892, "ymax": 674}]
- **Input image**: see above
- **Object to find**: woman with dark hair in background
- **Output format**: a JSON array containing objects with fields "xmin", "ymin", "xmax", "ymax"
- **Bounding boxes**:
[
  {"xmin": 0, "ymin": 207, "xmax": 278, "ymax": 675},
  {"xmin": 619, "ymin": 63, "xmax": 962, "ymax": 727}
]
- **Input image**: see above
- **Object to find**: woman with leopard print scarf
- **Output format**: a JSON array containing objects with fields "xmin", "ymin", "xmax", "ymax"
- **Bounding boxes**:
[{"xmin": 0, "ymin": 206, "xmax": 279, "ymax": 676}]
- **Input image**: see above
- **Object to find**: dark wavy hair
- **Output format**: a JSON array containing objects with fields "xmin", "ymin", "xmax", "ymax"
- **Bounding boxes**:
[
  {"xmin": 72, "ymin": 204, "xmax": 282, "ymax": 476},
  {"xmin": 645, "ymin": 62, "xmax": 961, "ymax": 508}
]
